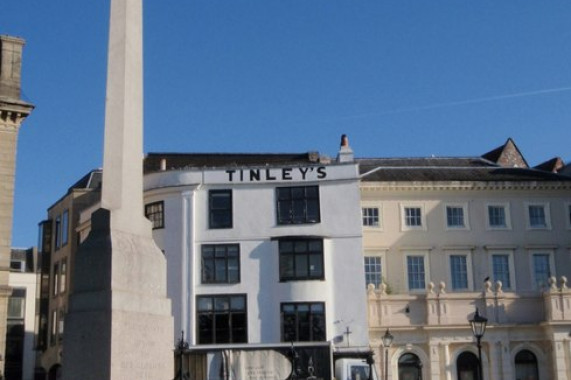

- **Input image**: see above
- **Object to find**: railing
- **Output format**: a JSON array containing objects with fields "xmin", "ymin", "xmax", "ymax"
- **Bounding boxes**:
[{"xmin": 367, "ymin": 276, "xmax": 571, "ymax": 327}]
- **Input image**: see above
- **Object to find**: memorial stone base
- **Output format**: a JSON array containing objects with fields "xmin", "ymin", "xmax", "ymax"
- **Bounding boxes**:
[{"xmin": 62, "ymin": 209, "xmax": 174, "ymax": 380}]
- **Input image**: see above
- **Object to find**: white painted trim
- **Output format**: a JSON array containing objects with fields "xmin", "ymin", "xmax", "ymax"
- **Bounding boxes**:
[
  {"xmin": 363, "ymin": 250, "xmax": 386, "ymax": 290},
  {"xmin": 485, "ymin": 202, "xmax": 512, "ymax": 230},
  {"xmin": 443, "ymin": 202, "xmax": 470, "ymax": 231},
  {"xmin": 524, "ymin": 201, "xmax": 552, "ymax": 230},
  {"xmin": 403, "ymin": 251, "xmax": 430, "ymax": 293},
  {"xmin": 400, "ymin": 203, "xmax": 427, "ymax": 231},
  {"xmin": 445, "ymin": 250, "xmax": 474, "ymax": 291},
  {"xmin": 528, "ymin": 249, "xmax": 556, "ymax": 291},
  {"xmin": 361, "ymin": 202, "xmax": 383, "ymax": 231}
]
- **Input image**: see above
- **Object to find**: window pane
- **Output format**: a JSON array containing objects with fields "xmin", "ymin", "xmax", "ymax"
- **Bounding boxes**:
[
  {"xmin": 198, "ymin": 314, "xmax": 213, "ymax": 344},
  {"xmin": 407, "ymin": 256, "xmax": 425, "ymax": 290},
  {"xmin": 209, "ymin": 190, "xmax": 232, "ymax": 229},
  {"xmin": 281, "ymin": 302, "xmax": 325, "ymax": 342},
  {"xmin": 201, "ymin": 244, "xmax": 240, "ymax": 284},
  {"xmin": 279, "ymin": 239, "xmax": 324, "ymax": 281},
  {"xmin": 197, "ymin": 297, "xmax": 213, "ymax": 311},
  {"xmin": 446, "ymin": 206, "xmax": 464, "ymax": 227},
  {"xmin": 231, "ymin": 313, "xmax": 247, "ymax": 343},
  {"xmin": 61, "ymin": 210, "xmax": 69, "ymax": 245},
  {"xmin": 533, "ymin": 254, "xmax": 551, "ymax": 290},
  {"xmin": 280, "ymin": 254, "xmax": 295, "ymax": 279},
  {"xmin": 362, "ymin": 208, "xmax": 380, "ymax": 227},
  {"xmin": 215, "ymin": 297, "xmax": 230, "ymax": 311},
  {"xmin": 7, "ymin": 297, "xmax": 25, "ymax": 319},
  {"xmin": 277, "ymin": 186, "xmax": 320, "ymax": 225},
  {"xmin": 488, "ymin": 206, "xmax": 506, "ymax": 227},
  {"xmin": 309, "ymin": 254, "xmax": 323, "ymax": 278},
  {"xmin": 145, "ymin": 201, "xmax": 164, "ymax": 229},
  {"xmin": 450, "ymin": 255, "xmax": 468, "ymax": 290},
  {"xmin": 230, "ymin": 296, "xmax": 245, "ymax": 310},
  {"xmin": 529, "ymin": 206, "xmax": 546, "ymax": 227},
  {"xmin": 492, "ymin": 255, "xmax": 511, "ymax": 289},
  {"xmin": 215, "ymin": 314, "xmax": 230, "ymax": 343},
  {"xmin": 197, "ymin": 295, "xmax": 247, "ymax": 344},
  {"xmin": 364, "ymin": 257, "xmax": 382, "ymax": 288},
  {"xmin": 405, "ymin": 208, "xmax": 422, "ymax": 227}
]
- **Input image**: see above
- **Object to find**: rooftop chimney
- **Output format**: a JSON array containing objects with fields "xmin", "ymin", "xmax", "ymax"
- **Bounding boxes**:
[{"xmin": 337, "ymin": 134, "xmax": 354, "ymax": 163}]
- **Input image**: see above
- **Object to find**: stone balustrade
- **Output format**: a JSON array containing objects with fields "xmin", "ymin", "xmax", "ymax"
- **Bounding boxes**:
[{"xmin": 367, "ymin": 276, "xmax": 571, "ymax": 328}]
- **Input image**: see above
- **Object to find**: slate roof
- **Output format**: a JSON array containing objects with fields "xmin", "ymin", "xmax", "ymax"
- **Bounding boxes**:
[
  {"xmin": 144, "ymin": 152, "xmax": 322, "ymax": 174},
  {"xmin": 359, "ymin": 157, "xmax": 571, "ymax": 182},
  {"xmin": 68, "ymin": 169, "xmax": 102, "ymax": 192}
]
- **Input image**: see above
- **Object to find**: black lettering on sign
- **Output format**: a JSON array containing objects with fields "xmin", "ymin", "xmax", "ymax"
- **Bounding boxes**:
[{"xmin": 282, "ymin": 168, "xmax": 292, "ymax": 180}]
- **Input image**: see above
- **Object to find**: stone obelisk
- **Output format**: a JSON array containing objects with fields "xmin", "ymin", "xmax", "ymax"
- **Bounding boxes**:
[{"xmin": 62, "ymin": 0, "xmax": 173, "ymax": 379}]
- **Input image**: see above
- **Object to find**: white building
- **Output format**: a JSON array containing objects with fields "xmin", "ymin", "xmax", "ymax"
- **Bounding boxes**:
[
  {"xmin": 140, "ymin": 143, "xmax": 368, "ymax": 377},
  {"xmin": 7, "ymin": 247, "xmax": 38, "ymax": 380},
  {"xmin": 362, "ymin": 139, "xmax": 571, "ymax": 380},
  {"xmin": 67, "ymin": 139, "xmax": 370, "ymax": 379}
]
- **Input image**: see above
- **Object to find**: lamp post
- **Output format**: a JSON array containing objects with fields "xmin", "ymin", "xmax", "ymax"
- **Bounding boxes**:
[
  {"xmin": 174, "ymin": 331, "xmax": 189, "ymax": 380},
  {"xmin": 365, "ymin": 351, "xmax": 375, "ymax": 380},
  {"xmin": 469, "ymin": 308, "xmax": 488, "ymax": 380},
  {"xmin": 381, "ymin": 329, "xmax": 394, "ymax": 380},
  {"xmin": 286, "ymin": 342, "xmax": 299, "ymax": 380}
]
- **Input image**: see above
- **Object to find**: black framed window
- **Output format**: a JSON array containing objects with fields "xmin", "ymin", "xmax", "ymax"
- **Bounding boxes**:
[
  {"xmin": 276, "ymin": 186, "xmax": 320, "ymax": 225},
  {"xmin": 279, "ymin": 238, "xmax": 324, "ymax": 281},
  {"xmin": 209, "ymin": 190, "xmax": 232, "ymax": 229},
  {"xmin": 197, "ymin": 294, "xmax": 247, "ymax": 344},
  {"xmin": 201, "ymin": 244, "xmax": 240, "ymax": 284},
  {"xmin": 281, "ymin": 302, "xmax": 325, "ymax": 342},
  {"xmin": 61, "ymin": 210, "xmax": 69, "ymax": 246},
  {"xmin": 145, "ymin": 201, "xmax": 164, "ymax": 229},
  {"xmin": 54, "ymin": 216, "xmax": 61, "ymax": 250}
]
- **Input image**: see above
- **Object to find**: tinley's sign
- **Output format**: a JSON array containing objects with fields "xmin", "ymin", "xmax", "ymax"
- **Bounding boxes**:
[{"xmin": 225, "ymin": 166, "xmax": 327, "ymax": 182}]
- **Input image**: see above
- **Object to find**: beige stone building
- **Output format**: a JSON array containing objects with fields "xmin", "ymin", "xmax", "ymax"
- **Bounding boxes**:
[
  {"xmin": 0, "ymin": 35, "xmax": 34, "ymax": 378},
  {"xmin": 362, "ymin": 139, "xmax": 571, "ymax": 380},
  {"xmin": 36, "ymin": 171, "xmax": 101, "ymax": 379}
]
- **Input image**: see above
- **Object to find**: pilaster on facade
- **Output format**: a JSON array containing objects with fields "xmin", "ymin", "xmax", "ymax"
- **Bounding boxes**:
[
  {"xmin": 550, "ymin": 338, "xmax": 570, "ymax": 380},
  {"xmin": 428, "ymin": 342, "xmax": 442, "ymax": 380}
]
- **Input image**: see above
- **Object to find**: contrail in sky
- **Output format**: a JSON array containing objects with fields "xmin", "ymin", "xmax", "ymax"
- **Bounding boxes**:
[{"xmin": 327, "ymin": 86, "xmax": 571, "ymax": 122}]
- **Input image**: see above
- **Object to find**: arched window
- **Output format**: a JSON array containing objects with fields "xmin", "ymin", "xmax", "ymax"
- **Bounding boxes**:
[
  {"xmin": 398, "ymin": 353, "xmax": 422, "ymax": 380},
  {"xmin": 456, "ymin": 351, "xmax": 479, "ymax": 380},
  {"xmin": 515, "ymin": 350, "xmax": 539, "ymax": 380}
]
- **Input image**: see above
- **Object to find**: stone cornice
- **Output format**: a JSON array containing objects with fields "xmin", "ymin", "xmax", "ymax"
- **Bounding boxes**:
[
  {"xmin": 0, "ymin": 99, "xmax": 34, "ymax": 130},
  {"xmin": 360, "ymin": 180, "xmax": 571, "ymax": 191}
]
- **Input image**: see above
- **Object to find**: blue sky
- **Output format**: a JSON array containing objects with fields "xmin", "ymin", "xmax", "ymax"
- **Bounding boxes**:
[{"xmin": 5, "ymin": 1, "xmax": 571, "ymax": 247}]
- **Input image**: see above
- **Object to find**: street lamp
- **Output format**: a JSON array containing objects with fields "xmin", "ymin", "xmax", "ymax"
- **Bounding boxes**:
[
  {"xmin": 381, "ymin": 329, "xmax": 394, "ymax": 380},
  {"xmin": 174, "ymin": 331, "xmax": 189, "ymax": 380},
  {"xmin": 469, "ymin": 308, "xmax": 488, "ymax": 380}
]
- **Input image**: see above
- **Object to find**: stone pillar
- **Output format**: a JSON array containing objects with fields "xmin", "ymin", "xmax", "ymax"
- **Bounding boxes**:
[
  {"xmin": 428, "ymin": 342, "xmax": 441, "ymax": 380},
  {"xmin": 61, "ymin": 0, "xmax": 173, "ymax": 379},
  {"xmin": 551, "ymin": 339, "xmax": 570, "ymax": 380},
  {"xmin": 0, "ymin": 35, "xmax": 34, "ymax": 377},
  {"xmin": 442, "ymin": 344, "xmax": 452, "ymax": 380},
  {"xmin": 499, "ymin": 340, "xmax": 513, "ymax": 380},
  {"xmin": 488, "ymin": 341, "xmax": 502, "ymax": 380}
]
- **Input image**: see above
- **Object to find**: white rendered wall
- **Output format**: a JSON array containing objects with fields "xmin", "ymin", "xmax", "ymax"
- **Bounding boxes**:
[
  {"xmin": 9, "ymin": 272, "xmax": 37, "ymax": 380},
  {"xmin": 145, "ymin": 163, "xmax": 368, "ymax": 348}
]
